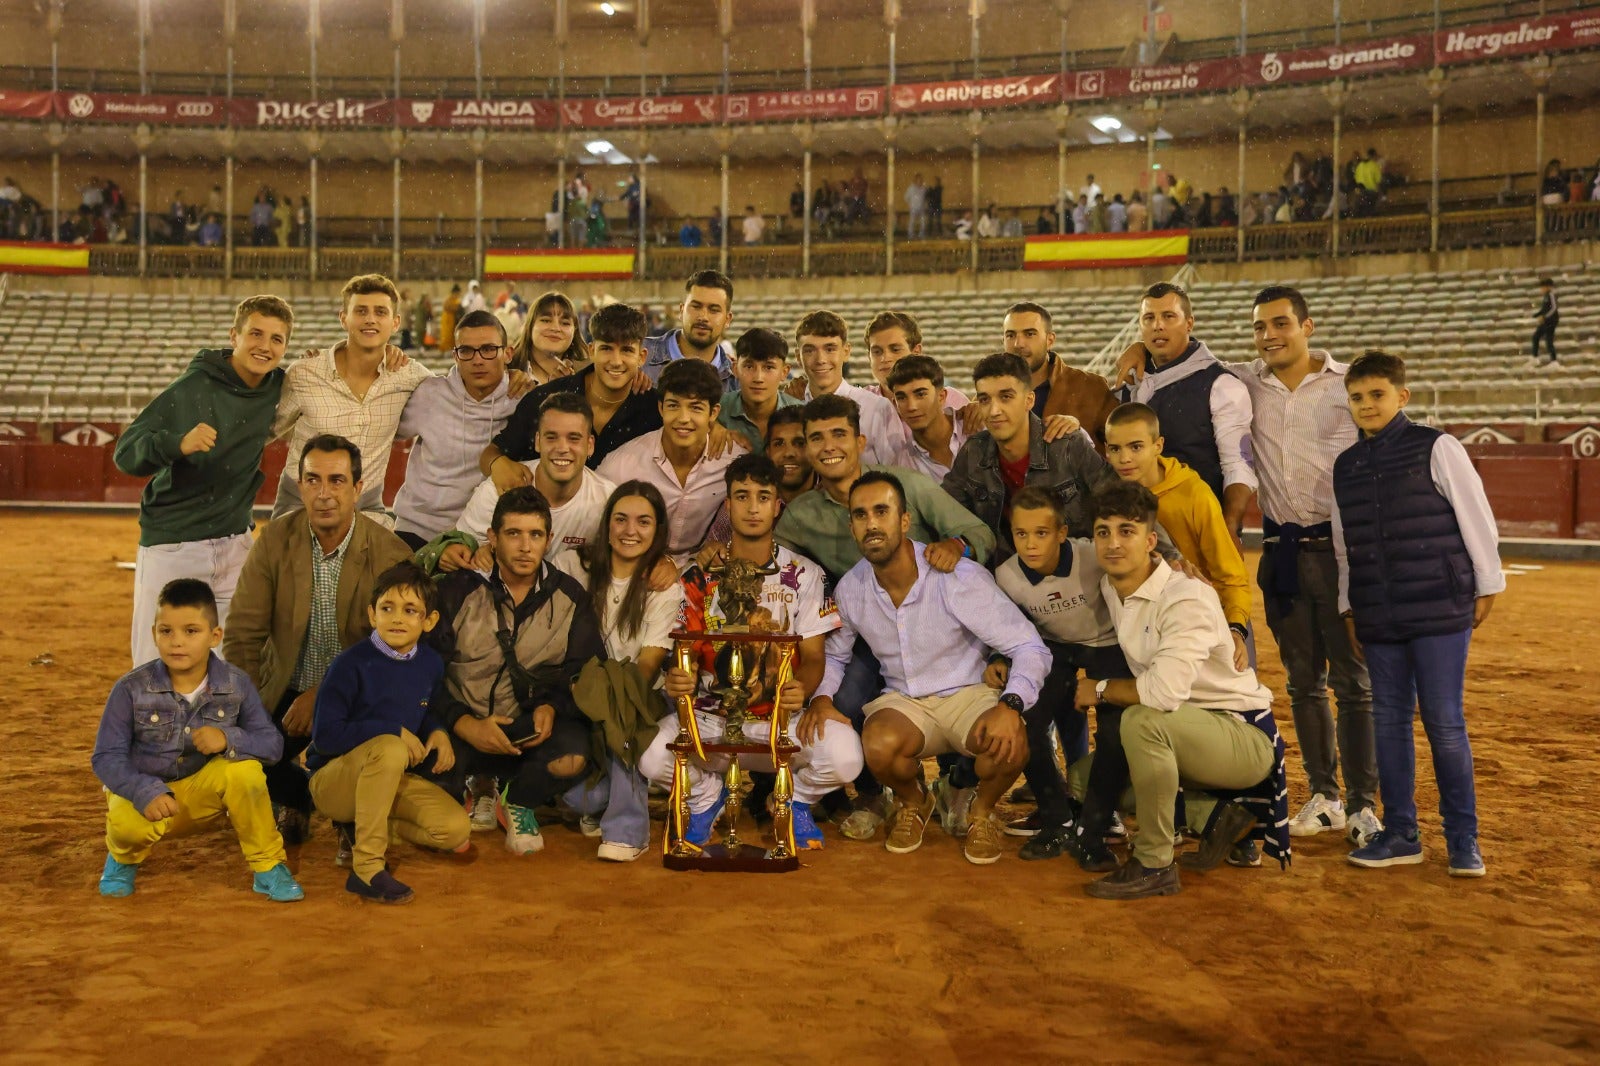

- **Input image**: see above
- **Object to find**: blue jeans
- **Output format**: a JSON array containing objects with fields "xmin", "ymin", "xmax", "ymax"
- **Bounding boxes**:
[
  {"xmin": 1363, "ymin": 628, "xmax": 1478, "ymax": 842},
  {"xmin": 563, "ymin": 755, "xmax": 650, "ymax": 850}
]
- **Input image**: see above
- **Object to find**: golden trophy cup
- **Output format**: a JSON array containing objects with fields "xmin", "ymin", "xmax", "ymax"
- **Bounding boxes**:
[{"xmin": 662, "ymin": 556, "xmax": 803, "ymax": 873}]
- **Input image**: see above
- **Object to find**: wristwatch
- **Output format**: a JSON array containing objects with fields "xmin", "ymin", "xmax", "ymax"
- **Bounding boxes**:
[
  {"xmin": 998, "ymin": 693, "xmax": 1024, "ymax": 714},
  {"xmin": 1228, "ymin": 622, "xmax": 1249, "ymax": 639},
  {"xmin": 1094, "ymin": 679, "xmax": 1109, "ymax": 700}
]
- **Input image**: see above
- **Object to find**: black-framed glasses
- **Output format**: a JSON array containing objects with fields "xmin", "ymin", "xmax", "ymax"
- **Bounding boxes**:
[{"xmin": 453, "ymin": 344, "xmax": 504, "ymax": 362}]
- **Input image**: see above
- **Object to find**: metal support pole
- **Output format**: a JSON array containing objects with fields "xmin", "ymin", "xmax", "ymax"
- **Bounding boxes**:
[
  {"xmin": 1330, "ymin": 108, "xmax": 1341, "ymax": 257},
  {"xmin": 885, "ymin": 141, "xmax": 896, "ymax": 276},
  {"xmin": 224, "ymin": 152, "xmax": 234, "ymax": 279},
  {"xmin": 137, "ymin": 0, "xmax": 149, "ymax": 94},
  {"xmin": 1237, "ymin": 120, "xmax": 1247, "ymax": 261},
  {"xmin": 50, "ymin": 151, "xmax": 60, "ymax": 241},
  {"xmin": 718, "ymin": 151, "xmax": 730, "ymax": 275},
  {"xmin": 308, "ymin": 0, "xmax": 319, "ymax": 102},
  {"xmin": 1534, "ymin": 87, "xmax": 1546, "ymax": 244},
  {"xmin": 309, "ymin": 152, "xmax": 319, "ymax": 279},
  {"xmin": 138, "ymin": 152, "xmax": 148, "ymax": 276},
  {"xmin": 802, "ymin": 146, "xmax": 812, "ymax": 276},
  {"xmin": 969, "ymin": 131, "xmax": 980, "ymax": 274},
  {"xmin": 1056, "ymin": 134, "xmax": 1067, "ymax": 235},
  {"xmin": 1429, "ymin": 81, "xmax": 1441, "ymax": 253},
  {"xmin": 556, "ymin": 154, "xmax": 566, "ymax": 250},
  {"xmin": 392, "ymin": 154, "xmax": 402, "ymax": 279},
  {"xmin": 474, "ymin": 155, "xmax": 484, "ymax": 273},
  {"xmin": 473, "ymin": 0, "xmax": 484, "ymax": 99}
]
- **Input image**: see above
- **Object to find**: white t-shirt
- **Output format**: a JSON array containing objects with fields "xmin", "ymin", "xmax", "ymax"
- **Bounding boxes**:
[
  {"xmin": 555, "ymin": 551, "xmax": 684, "ymax": 664},
  {"xmin": 455, "ymin": 462, "xmax": 615, "ymax": 560}
]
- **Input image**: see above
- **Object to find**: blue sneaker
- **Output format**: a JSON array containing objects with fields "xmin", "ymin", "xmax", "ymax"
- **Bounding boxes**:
[
  {"xmin": 99, "ymin": 854, "xmax": 137, "ymax": 897},
  {"xmin": 791, "ymin": 801, "xmax": 824, "ymax": 850},
  {"xmin": 1347, "ymin": 828, "xmax": 1424, "ymax": 868},
  {"xmin": 252, "ymin": 863, "xmax": 305, "ymax": 902},
  {"xmin": 1447, "ymin": 836, "xmax": 1486, "ymax": 878},
  {"xmin": 685, "ymin": 790, "xmax": 728, "ymax": 847}
]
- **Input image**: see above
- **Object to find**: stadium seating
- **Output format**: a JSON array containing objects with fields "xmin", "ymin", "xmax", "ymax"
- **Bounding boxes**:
[{"xmin": 0, "ymin": 264, "xmax": 1595, "ymax": 429}]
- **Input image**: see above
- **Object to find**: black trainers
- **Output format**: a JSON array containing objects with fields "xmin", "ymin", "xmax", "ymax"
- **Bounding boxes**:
[
  {"xmin": 1005, "ymin": 811, "xmax": 1043, "ymax": 838},
  {"xmin": 345, "ymin": 869, "xmax": 414, "ymax": 905},
  {"xmin": 1179, "ymin": 802, "xmax": 1258, "ymax": 872},
  {"xmin": 1062, "ymin": 825, "xmax": 1119, "ymax": 872},
  {"xmin": 1226, "ymin": 839, "xmax": 1262, "ymax": 868},
  {"xmin": 1018, "ymin": 820, "xmax": 1074, "ymax": 861},
  {"xmin": 274, "ymin": 804, "xmax": 309, "ymax": 847},
  {"xmin": 1085, "ymin": 858, "xmax": 1182, "ymax": 900},
  {"xmin": 333, "ymin": 822, "xmax": 355, "ymax": 868}
]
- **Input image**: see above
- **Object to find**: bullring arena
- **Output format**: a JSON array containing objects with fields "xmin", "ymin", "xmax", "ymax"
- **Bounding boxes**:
[{"xmin": 1, "ymin": 1, "xmax": 1599, "ymax": 1063}]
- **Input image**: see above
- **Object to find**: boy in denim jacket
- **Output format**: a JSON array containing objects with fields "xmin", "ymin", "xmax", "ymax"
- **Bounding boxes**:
[{"xmin": 92, "ymin": 579, "xmax": 303, "ymax": 901}]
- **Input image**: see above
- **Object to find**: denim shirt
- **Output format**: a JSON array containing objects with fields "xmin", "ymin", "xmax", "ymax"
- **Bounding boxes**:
[{"xmin": 91, "ymin": 653, "xmax": 283, "ymax": 811}]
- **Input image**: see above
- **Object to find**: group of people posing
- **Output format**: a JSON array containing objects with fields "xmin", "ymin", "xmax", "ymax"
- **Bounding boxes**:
[{"xmin": 91, "ymin": 267, "xmax": 1504, "ymax": 906}]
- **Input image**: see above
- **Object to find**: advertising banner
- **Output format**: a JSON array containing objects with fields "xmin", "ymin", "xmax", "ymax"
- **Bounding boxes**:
[
  {"xmin": 556, "ymin": 94, "xmax": 721, "ymax": 129},
  {"xmin": 1436, "ymin": 12, "xmax": 1600, "ymax": 64},
  {"xmin": 229, "ymin": 97, "xmax": 396, "ymax": 128},
  {"xmin": 398, "ymin": 97, "xmax": 557, "ymax": 129},
  {"xmin": 724, "ymin": 87, "xmax": 884, "ymax": 123},
  {"xmin": 890, "ymin": 74, "xmax": 1061, "ymax": 114},
  {"xmin": 1237, "ymin": 34, "xmax": 1432, "ymax": 88},
  {"xmin": 0, "ymin": 91, "xmax": 55, "ymax": 119},
  {"xmin": 56, "ymin": 92, "xmax": 225, "ymax": 125},
  {"xmin": 483, "ymin": 247, "xmax": 636, "ymax": 280}
]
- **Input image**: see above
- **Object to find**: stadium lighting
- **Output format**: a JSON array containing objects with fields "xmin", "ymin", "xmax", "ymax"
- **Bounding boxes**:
[
  {"xmin": 600, "ymin": 2, "xmax": 616, "ymax": 15},
  {"xmin": 586, "ymin": 139, "xmax": 615, "ymax": 155},
  {"xmin": 1089, "ymin": 115, "xmax": 1122, "ymax": 133}
]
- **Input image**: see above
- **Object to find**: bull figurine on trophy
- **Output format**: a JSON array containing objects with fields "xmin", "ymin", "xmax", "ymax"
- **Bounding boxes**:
[{"xmin": 663, "ymin": 555, "xmax": 803, "ymax": 873}]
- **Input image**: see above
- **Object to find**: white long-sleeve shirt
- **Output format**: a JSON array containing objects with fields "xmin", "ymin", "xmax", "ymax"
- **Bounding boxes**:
[
  {"xmin": 1235, "ymin": 351, "xmax": 1357, "ymax": 526},
  {"xmin": 1102, "ymin": 559, "xmax": 1273, "ymax": 713},
  {"xmin": 1331, "ymin": 432, "xmax": 1506, "ymax": 614}
]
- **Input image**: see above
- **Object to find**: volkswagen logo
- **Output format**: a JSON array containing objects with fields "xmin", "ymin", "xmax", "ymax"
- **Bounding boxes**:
[{"xmin": 67, "ymin": 93, "xmax": 95, "ymax": 117}]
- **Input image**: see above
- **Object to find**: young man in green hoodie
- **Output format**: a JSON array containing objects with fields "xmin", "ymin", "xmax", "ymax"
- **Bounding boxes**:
[{"xmin": 115, "ymin": 295, "xmax": 295, "ymax": 668}]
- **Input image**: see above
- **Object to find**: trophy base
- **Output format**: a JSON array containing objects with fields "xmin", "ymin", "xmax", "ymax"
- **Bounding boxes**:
[{"xmin": 662, "ymin": 842, "xmax": 801, "ymax": 873}]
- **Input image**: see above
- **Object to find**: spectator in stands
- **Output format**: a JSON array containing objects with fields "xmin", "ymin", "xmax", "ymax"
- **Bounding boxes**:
[
  {"xmin": 953, "ymin": 211, "xmax": 973, "ymax": 241},
  {"xmin": 1001, "ymin": 211, "xmax": 1025, "ymax": 239},
  {"xmin": 81, "ymin": 177, "xmax": 103, "ymax": 213},
  {"xmin": 198, "ymin": 213, "xmax": 221, "ymax": 247},
  {"xmin": 1035, "ymin": 204, "xmax": 1057, "ymax": 235},
  {"xmin": 847, "ymin": 169, "xmax": 869, "ymax": 223},
  {"xmin": 1172, "ymin": 174, "xmax": 1193, "ymax": 214},
  {"xmin": 1531, "ymin": 277, "xmax": 1560, "ymax": 367},
  {"xmin": 115, "ymin": 295, "xmax": 296, "ymax": 669},
  {"xmin": 510, "ymin": 290, "xmax": 588, "ymax": 386},
  {"xmin": 1126, "ymin": 190, "xmax": 1148, "ymax": 232},
  {"xmin": 1194, "ymin": 192, "xmax": 1214, "ymax": 229},
  {"xmin": 271, "ymin": 274, "xmax": 434, "ymax": 523},
  {"xmin": 707, "ymin": 207, "xmax": 724, "ymax": 246},
  {"xmin": 928, "ymin": 175, "xmax": 944, "ymax": 233},
  {"xmin": 1071, "ymin": 195, "xmax": 1089, "ymax": 234},
  {"xmin": 1275, "ymin": 190, "xmax": 1294, "ymax": 224},
  {"xmin": 249, "ymin": 192, "xmax": 274, "ymax": 246},
  {"xmin": 905, "ymin": 174, "xmax": 929, "ymax": 240},
  {"xmin": 790, "ymin": 181, "xmax": 805, "ymax": 220},
  {"xmin": 1107, "ymin": 194, "xmax": 1128, "ymax": 232},
  {"xmin": 461, "ymin": 280, "xmax": 487, "ymax": 315},
  {"xmin": 223, "ymin": 434, "xmax": 415, "ymax": 844},
  {"xmin": 390, "ymin": 309, "xmax": 521, "ymax": 550},
  {"xmin": 411, "ymin": 292, "xmax": 433, "ymax": 351},
  {"xmin": 741, "ymin": 205, "xmax": 765, "ymax": 245},
  {"xmin": 621, "ymin": 171, "xmax": 641, "ymax": 230},
  {"xmin": 1, "ymin": 175, "xmax": 22, "ymax": 206},
  {"xmin": 1149, "ymin": 187, "xmax": 1172, "ymax": 228},
  {"xmin": 439, "ymin": 283, "xmax": 462, "ymax": 350},
  {"xmin": 1088, "ymin": 196, "xmax": 1109, "ymax": 233},
  {"xmin": 976, "ymin": 204, "xmax": 999, "ymax": 239},
  {"xmin": 168, "ymin": 191, "xmax": 187, "ymax": 238},
  {"xmin": 679, "ymin": 217, "xmax": 703, "ymax": 247},
  {"xmin": 644, "ymin": 269, "xmax": 737, "ymax": 389},
  {"xmin": 1216, "ymin": 187, "xmax": 1238, "ymax": 227},
  {"xmin": 1080, "ymin": 173, "xmax": 1101, "ymax": 205},
  {"xmin": 1540, "ymin": 159, "xmax": 1566, "ymax": 206},
  {"xmin": 273, "ymin": 196, "xmax": 292, "ymax": 246}
]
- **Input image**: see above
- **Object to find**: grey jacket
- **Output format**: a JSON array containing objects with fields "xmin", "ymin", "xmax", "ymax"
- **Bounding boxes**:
[{"xmin": 943, "ymin": 415, "xmax": 1116, "ymax": 560}]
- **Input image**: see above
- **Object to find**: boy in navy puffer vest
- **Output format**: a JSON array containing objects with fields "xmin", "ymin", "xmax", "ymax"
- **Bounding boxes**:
[{"xmin": 1331, "ymin": 352, "xmax": 1504, "ymax": 878}]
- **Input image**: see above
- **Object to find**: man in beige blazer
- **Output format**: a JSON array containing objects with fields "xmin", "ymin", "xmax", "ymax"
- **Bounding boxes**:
[{"xmin": 223, "ymin": 433, "xmax": 414, "ymax": 844}]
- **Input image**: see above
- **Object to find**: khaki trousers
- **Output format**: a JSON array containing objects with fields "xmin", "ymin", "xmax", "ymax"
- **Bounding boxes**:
[
  {"xmin": 309, "ymin": 735, "xmax": 470, "ymax": 881},
  {"xmin": 1121, "ymin": 703, "xmax": 1273, "ymax": 869}
]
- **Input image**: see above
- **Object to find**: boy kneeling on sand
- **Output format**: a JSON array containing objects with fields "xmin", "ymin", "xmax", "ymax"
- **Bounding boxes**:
[
  {"xmin": 307, "ymin": 561, "xmax": 471, "ymax": 904},
  {"xmin": 92, "ymin": 579, "xmax": 303, "ymax": 902}
]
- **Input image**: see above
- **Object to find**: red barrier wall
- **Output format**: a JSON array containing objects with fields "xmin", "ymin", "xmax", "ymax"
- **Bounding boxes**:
[{"xmin": 0, "ymin": 440, "xmax": 1594, "ymax": 542}]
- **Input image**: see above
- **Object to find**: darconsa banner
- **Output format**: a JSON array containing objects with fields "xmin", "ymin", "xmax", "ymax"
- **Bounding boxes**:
[{"xmin": 1, "ymin": 11, "xmax": 1593, "ymax": 129}]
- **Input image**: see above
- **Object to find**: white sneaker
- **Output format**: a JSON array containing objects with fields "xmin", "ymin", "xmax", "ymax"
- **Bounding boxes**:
[
  {"xmin": 501, "ymin": 799, "xmax": 545, "ymax": 855},
  {"xmin": 578, "ymin": 815, "xmax": 603, "ymax": 839},
  {"xmin": 1289, "ymin": 793, "xmax": 1347, "ymax": 837},
  {"xmin": 597, "ymin": 840, "xmax": 647, "ymax": 862},
  {"xmin": 839, "ymin": 792, "xmax": 893, "ymax": 841},
  {"xmin": 465, "ymin": 775, "xmax": 499, "ymax": 832},
  {"xmin": 932, "ymin": 778, "xmax": 975, "ymax": 839},
  {"xmin": 1346, "ymin": 806, "xmax": 1384, "ymax": 847}
]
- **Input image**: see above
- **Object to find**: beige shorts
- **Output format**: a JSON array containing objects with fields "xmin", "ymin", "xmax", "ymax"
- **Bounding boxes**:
[{"xmin": 863, "ymin": 683, "xmax": 999, "ymax": 759}]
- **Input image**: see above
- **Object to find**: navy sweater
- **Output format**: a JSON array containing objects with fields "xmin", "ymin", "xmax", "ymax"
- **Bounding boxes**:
[{"xmin": 306, "ymin": 637, "xmax": 445, "ymax": 773}]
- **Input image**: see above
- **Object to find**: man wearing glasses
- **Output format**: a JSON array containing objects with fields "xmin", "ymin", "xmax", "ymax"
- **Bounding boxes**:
[{"xmin": 391, "ymin": 310, "xmax": 523, "ymax": 550}]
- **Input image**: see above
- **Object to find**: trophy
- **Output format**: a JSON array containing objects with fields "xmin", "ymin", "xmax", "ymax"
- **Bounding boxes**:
[{"xmin": 663, "ymin": 555, "xmax": 803, "ymax": 873}]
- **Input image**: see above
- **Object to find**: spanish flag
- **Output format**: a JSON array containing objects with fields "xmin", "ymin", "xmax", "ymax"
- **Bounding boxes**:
[
  {"xmin": 483, "ymin": 247, "xmax": 636, "ymax": 281},
  {"xmin": 0, "ymin": 241, "xmax": 90, "ymax": 275},
  {"xmin": 1024, "ymin": 230, "xmax": 1189, "ymax": 271}
]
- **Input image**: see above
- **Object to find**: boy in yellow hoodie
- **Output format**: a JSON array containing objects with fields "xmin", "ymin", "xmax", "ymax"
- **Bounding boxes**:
[{"xmin": 1104, "ymin": 402, "xmax": 1252, "ymax": 671}]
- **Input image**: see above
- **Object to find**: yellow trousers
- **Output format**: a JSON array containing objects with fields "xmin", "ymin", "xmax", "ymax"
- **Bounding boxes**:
[
  {"xmin": 308, "ymin": 734, "xmax": 470, "ymax": 882},
  {"xmin": 105, "ymin": 757, "xmax": 286, "ymax": 873}
]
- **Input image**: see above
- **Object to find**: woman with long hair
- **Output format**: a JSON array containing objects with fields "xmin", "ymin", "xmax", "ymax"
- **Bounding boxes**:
[
  {"xmin": 555, "ymin": 480, "xmax": 682, "ymax": 862},
  {"xmin": 511, "ymin": 291, "xmax": 590, "ymax": 385}
]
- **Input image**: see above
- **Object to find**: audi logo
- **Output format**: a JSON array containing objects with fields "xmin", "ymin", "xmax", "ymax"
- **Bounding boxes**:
[{"xmin": 176, "ymin": 102, "xmax": 215, "ymax": 117}]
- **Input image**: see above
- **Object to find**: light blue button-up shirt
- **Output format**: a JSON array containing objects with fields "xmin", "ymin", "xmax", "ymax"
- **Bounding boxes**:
[{"xmin": 817, "ymin": 542, "xmax": 1050, "ymax": 709}]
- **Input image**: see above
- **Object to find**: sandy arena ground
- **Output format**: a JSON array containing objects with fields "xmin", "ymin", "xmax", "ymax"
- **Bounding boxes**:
[{"xmin": 0, "ymin": 513, "xmax": 1597, "ymax": 1065}]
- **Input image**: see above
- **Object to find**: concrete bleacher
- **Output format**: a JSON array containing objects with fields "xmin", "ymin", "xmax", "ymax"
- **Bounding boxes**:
[{"xmin": 1, "ymin": 265, "xmax": 1597, "ymax": 428}]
